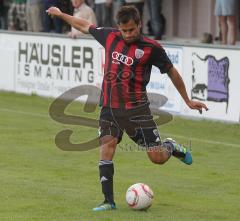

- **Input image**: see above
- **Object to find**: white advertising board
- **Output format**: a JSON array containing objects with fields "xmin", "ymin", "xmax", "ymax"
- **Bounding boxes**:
[
  {"xmin": 182, "ymin": 47, "xmax": 240, "ymax": 122},
  {"xmin": 147, "ymin": 46, "xmax": 183, "ymax": 113},
  {"xmin": 0, "ymin": 32, "xmax": 240, "ymax": 122},
  {"xmin": 0, "ymin": 33, "xmax": 103, "ymax": 98},
  {"xmin": 0, "ymin": 49, "xmax": 15, "ymax": 91}
]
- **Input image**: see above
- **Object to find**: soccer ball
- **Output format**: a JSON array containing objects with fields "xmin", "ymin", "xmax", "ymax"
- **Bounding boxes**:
[{"xmin": 125, "ymin": 183, "xmax": 154, "ymax": 210}]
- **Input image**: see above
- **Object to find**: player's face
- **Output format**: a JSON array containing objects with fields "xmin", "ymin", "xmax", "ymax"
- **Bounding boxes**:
[{"xmin": 118, "ymin": 19, "xmax": 141, "ymax": 44}]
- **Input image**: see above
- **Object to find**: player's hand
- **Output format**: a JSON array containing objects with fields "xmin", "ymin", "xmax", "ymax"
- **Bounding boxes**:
[
  {"xmin": 46, "ymin": 7, "xmax": 62, "ymax": 17},
  {"xmin": 186, "ymin": 100, "xmax": 209, "ymax": 114}
]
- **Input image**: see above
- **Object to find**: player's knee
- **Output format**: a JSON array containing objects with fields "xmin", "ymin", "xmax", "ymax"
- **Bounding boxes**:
[
  {"xmin": 149, "ymin": 155, "xmax": 168, "ymax": 165},
  {"xmin": 147, "ymin": 146, "xmax": 170, "ymax": 164},
  {"xmin": 100, "ymin": 135, "xmax": 118, "ymax": 147},
  {"xmin": 151, "ymin": 158, "xmax": 167, "ymax": 165}
]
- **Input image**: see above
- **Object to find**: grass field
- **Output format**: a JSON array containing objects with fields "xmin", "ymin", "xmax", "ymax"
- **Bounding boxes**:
[{"xmin": 0, "ymin": 91, "xmax": 240, "ymax": 221}]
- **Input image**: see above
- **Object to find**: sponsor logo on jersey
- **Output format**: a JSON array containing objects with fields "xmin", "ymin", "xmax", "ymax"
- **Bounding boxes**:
[{"xmin": 112, "ymin": 51, "xmax": 134, "ymax": 66}]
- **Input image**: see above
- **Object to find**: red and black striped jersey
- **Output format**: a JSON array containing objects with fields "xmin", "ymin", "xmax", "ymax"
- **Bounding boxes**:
[{"xmin": 89, "ymin": 25, "xmax": 173, "ymax": 109}]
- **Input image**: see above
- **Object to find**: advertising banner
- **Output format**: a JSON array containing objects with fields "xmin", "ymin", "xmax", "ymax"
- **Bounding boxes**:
[
  {"xmin": 182, "ymin": 47, "xmax": 240, "ymax": 122},
  {"xmin": 147, "ymin": 46, "xmax": 183, "ymax": 113},
  {"xmin": 0, "ymin": 32, "xmax": 239, "ymax": 122},
  {"xmin": 0, "ymin": 49, "xmax": 15, "ymax": 91},
  {"xmin": 0, "ymin": 34, "xmax": 103, "ymax": 98}
]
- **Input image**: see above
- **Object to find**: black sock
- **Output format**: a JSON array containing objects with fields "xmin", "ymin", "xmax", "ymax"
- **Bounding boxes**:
[{"xmin": 99, "ymin": 160, "xmax": 114, "ymax": 204}]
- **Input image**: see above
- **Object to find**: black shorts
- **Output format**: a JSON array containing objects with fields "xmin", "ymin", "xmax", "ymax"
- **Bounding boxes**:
[{"xmin": 98, "ymin": 105, "xmax": 162, "ymax": 147}]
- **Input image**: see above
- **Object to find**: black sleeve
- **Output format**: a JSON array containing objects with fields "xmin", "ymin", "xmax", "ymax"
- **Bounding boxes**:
[
  {"xmin": 88, "ymin": 25, "xmax": 116, "ymax": 48},
  {"xmin": 151, "ymin": 45, "xmax": 173, "ymax": 74}
]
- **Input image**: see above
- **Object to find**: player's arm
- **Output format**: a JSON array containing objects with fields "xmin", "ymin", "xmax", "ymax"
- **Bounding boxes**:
[
  {"xmin": 46, "ymin": 7, "xmax": 91, "ymax": 34},
  {"xmin": 167, "ymin": 67, "xmax": 209, "ymax": 113}
]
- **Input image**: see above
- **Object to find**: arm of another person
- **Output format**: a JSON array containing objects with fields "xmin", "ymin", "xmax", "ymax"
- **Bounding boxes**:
[
  {"xmin": 46, "ymin": 7, "xmax": 91, "ymax": 34},
  {"xmin": 167, "ymin": 67, "xmax": 209, "ymax": 114}
]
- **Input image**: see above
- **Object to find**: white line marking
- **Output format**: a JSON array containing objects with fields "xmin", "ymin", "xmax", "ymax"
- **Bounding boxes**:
[
  {"xmin": 162, "ymin": 132, "xmax": 240, "ymax": 148},
  {"xmin": 0, "ymin": 107, "xmax": 48, "ymax": 118}
]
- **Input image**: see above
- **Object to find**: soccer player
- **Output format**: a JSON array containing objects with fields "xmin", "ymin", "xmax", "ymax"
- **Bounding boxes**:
[{"xmin": 46, "ymin": 6, "xmax": 208, "ymax": 211}]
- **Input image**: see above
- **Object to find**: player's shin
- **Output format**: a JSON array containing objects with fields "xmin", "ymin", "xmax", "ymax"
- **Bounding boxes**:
[
  {"xmin": 163, "ymin": 138, "xmax": 193, "ymax": 165},
  {"xmin": 99, "ymin": 160, "xmax": 115, "ymax": 204}
]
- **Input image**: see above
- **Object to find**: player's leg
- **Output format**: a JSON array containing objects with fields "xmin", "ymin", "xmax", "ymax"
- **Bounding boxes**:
[
  {"xmin": 93, "ymin": 135, "xmax": 118, "ymax": 211},
  {"xmin": 93, "ymin": 108, "xmax": 123, "ymax": 211},
  {"xmin": 126, "ymin": 105, "xmax": 192, "ymax": 165},
  {"xmin": 125, "ymin": 106, "xmax": 172, "ymax": 164},
  {"xmin": 99, "ymin": 135, "xmax": 117, "ymax": 205},
  {"xmin": 146, "ymin": 144, "xmax": 171, "ymax": 164},
  {"xmin": 162, "ymin": 138, "xmax": 192, "ymax": 165},
  {"xmin": 132, "ymin": 125, "xmax": 173, "ymax": 164},
  {"xmin": 142, "ymin": 130, "xmax": 193, "ymax": 165},
  {"xmin": 99, "ymin": 135, "xmax": 118, "ymax": 161}
]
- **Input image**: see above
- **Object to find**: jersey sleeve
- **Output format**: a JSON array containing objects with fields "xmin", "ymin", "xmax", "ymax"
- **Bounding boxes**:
[
  {"xmin": 151, "ymin": 45, "xmax": 173, "ymax": 74},
  {"xmin": 88, "ymin": 25, "xmax": 115, "ymax": 48}
]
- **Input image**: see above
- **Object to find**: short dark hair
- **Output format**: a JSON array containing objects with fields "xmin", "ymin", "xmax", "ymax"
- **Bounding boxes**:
[{"xmin": 116, "ymin": 6, "xmax": 141, "ymax": 25}]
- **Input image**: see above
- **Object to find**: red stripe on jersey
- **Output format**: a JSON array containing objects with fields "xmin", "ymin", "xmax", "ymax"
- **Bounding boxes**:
[
  {"xmin": 112, "ymin": 31, "xmax": 125, "ymax": 108},
  {"xmin": 110, "ymin": 40, "xmax": 125, "ymax": 108},
  {"xmin": 105, "ymin": 33, "xmax": 125, "ymax": 108},
  {"xmin": 134, "ymin": 46, "xmax": 152, "ymax": 106},
  {"xmin": 103, "ymin": 33, "xmax": 116, "ymax": 107},
  {"xmin": 122, "ymin": 44, "xmax": 138, "ymax": 109}
]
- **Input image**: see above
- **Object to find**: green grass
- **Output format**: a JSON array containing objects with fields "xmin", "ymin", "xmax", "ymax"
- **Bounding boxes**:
[{"xmin": 0, "ymin": 91, "xmax": 240, "ymax": 221}]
